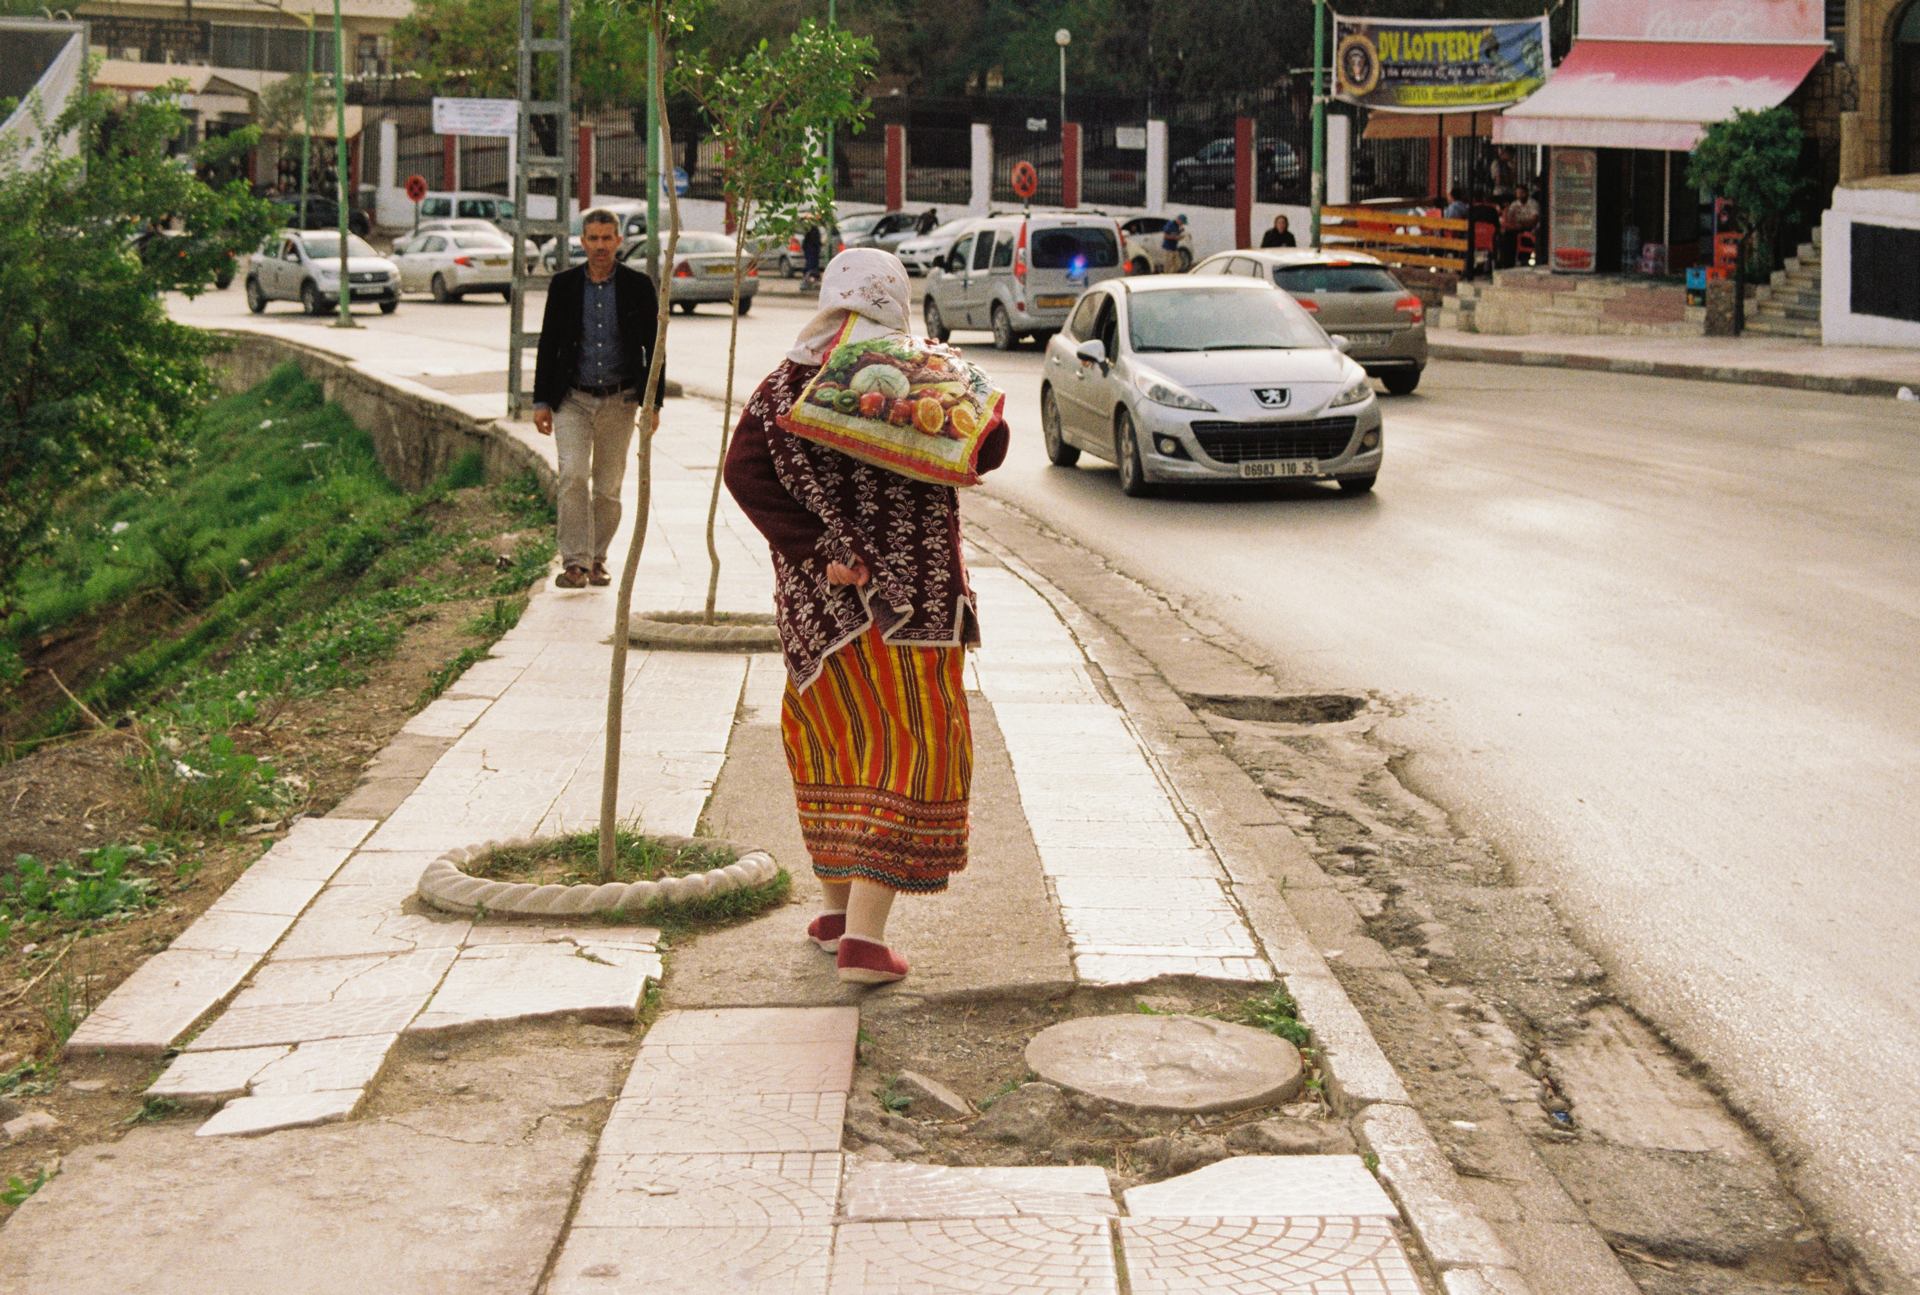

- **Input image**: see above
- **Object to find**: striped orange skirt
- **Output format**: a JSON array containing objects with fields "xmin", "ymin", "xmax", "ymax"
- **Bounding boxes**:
[{"xmin": 779, "ymin": 623, "xmax": 972, "ymax": 893}]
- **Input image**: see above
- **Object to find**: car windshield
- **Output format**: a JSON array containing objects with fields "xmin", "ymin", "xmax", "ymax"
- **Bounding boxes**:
[
  {"xmin": 1128, "ymin": 288, "xmax": 1325, "ymax": 353},
  {"xmin": 302, "ymin": 233, "xmax": 379, "ymax": 259},
  {"xmin": 1031, "ymin": 227, "xmax": 1118, "ymax": 269},
  {"xmin": 919, "ymin": 220, "xmax": 970, "ymax": 242},
  {"xmin": 839, "ymin": 213, "xmax": 883, "ymax": 235},
  {"xmin": 676, "ymin": 233, "xmax": 736, "ymax": 254},
  {"xmin": 1273, "ymin": 265, "xmax": 1403, "ymax": 294}
]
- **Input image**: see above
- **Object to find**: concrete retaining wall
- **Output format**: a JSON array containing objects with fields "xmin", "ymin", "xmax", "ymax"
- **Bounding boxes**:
[{"xmin": 207, "ymin": 332, "xmax": 555, "ymax": 499}]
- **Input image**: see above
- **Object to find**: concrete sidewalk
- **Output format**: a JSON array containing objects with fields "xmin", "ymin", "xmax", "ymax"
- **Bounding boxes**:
[
  {"xmin": 1430, "ymin": 325, "xmax": 1920, "ymax": 398},
  {"xmin": 0, "ymin": 303, "xmax": 1542, "ymax": 1292}
]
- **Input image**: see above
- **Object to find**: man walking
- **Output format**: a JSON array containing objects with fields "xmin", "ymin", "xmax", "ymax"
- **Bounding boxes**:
[{"xmin": 532, "ymin": 208, "xmax": 665, "ymax": 589}]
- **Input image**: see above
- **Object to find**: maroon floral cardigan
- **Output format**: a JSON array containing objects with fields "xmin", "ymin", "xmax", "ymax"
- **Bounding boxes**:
[{"xmin": 723, "ymin": 358, "xmax": 1011, "ymax": 692}]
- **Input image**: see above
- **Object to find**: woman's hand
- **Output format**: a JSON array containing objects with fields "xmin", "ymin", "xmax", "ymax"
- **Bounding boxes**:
[{"xmin": 826, "ymin": 559, "xmax": 870, "ymax": 587}]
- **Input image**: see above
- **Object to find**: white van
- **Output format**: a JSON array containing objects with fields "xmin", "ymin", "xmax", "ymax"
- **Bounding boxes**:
[
  {"xmin": 416, "ymin": 191, "xmax": 516, "ymax": 234},
  {"xmin": 921, "ymin": 212, "xmax": 1126, "ymax": 350}
]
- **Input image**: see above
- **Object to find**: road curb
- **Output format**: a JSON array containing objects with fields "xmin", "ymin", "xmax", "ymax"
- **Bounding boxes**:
[
  {"xmin": 969, "ymin": 531, "xmax": 1538, "ymax": 1295},
  {"xmin": 1430, "ymin": 340, "xmax": 1911, "ymax": 399}
]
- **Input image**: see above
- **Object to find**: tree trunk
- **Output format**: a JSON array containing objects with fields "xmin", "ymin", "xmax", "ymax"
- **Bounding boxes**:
[
  {"xmin": 599, "ymin": 1, "xmax": 684, "ymax": 882},
  {"xmin": 702, "ymin": 196, "xmax": 750, "ymax": 624}
]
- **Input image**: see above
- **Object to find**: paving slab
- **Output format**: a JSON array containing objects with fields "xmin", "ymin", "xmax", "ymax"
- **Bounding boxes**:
[
  {"xmin": 1073, "ymin": 952, "xmax": 1274, "ymax": 984},
  {"xmin": 840, "ymin": 1163, "xmax": 1117, "ymax": 1220},
  {"xmin": 328, "ymin": 849, "xmax": 442, "ymax": 887},
  {"xmin": 408, "ymin": 943, "xmax": 661, "ymax": 1032},
  {"xmin": 1119, "ymin": 1216, "xmax": 1421, "ymax": 1295},
  {"xmin": 1061, "ymin": 904, "xmax": 1262, "ymax": 956},
  {"xmin": 1036, "ymin": 847, "xmax": 1225, "ymax": 880},
  {"xmin": 598, "ymin": 1092, "xmax": 847, "ymax": 1155},
  {"xmin": 1122, "ymin": 1156, "xmax": 1397, "ymax": 1219},
  {"xmin": 247, "ymin": 1033, "xmax": 398, "ymax": 1097},
  {"xmin": 289, "ymin": 817, "xmax": 379, "ymax": 849},
  {"xmin": 271, "ymin": 883, "xmax": 473, "ymax": 960},
  {"xmin": 63, "ymin": 949, "xmax": 256, "ymax": 1056},
  {"xmin": 643, "ymin": 1006, "xmax": 861, "ymax": 1049},
  {"xmin": 148, "ymin": 1044, "xmax": 292, "ymax": 1102},
  {"xmin": 572, "ymin": 1151, "xmax": 844, "ymax": 1229},
  {"xmin": 549, "ymin": 1224, "xmax": 834, "ymax": 1295},
  {"xmin": 195, "ymin": 1088, "xmax": 364, "ymax": 1137},
  {"xmin": 166, "ymin": 907, "xmax": 299, "ymax": 956},
  {"xmin": 828, "ymin": 1218, "xmax": 1118, "ymax": 1294},
  {"xmin": 1027, "ymin": 1014, "xmax": 1304, "ymax": 1115},
  {"xmin": 184, "ymin": 994, "xmax": 425, "ymax": 1051},
  {"xmin": 621, "ymin": 1040, "xmax": 855, "ymax": 1100},
  {"xmin": 210, "ymin": 870, "xmax": 333, "ymax": 916},
  {"xmin": 231, "ymin": 947, "xmax": 457, "ymax": 1007}
]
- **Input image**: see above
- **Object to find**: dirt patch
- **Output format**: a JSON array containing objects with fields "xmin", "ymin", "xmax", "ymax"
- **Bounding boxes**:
[
  {"xmin": 1196, "ymin": 699, "xmax": 1853, "ymax": 1294},
  {"xmin": 469, "ymin": 832, "xmax": 738, "ymax": 888},
  {"xmin": 1184, "ymin": 692, "xmax": 1369, "ymax": 725},
  {"xmin": 0, "ymin": 494, "xmax": 548, "ymax": 1216},
  {"xmin": 842, "ymin": 983, "xmax": 1355, "ymax": 1194}
]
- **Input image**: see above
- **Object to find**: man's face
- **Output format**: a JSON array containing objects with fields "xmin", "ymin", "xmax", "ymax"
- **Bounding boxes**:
[{"xmin": 582, "ymin": 219, "xmax": 620, "ymax": 272}]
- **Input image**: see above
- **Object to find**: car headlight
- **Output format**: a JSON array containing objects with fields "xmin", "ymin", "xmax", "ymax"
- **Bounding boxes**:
[
  {"xmin": 1133, "ymin": 369, "xmax": 1215, "ymax": 411},
  {"xmin": 316, "ymin": 268, "xmax": 339, "ymax": 281},
  {"xmin": 1330, "ymin": 376, "xmax": 1374, "ymax": 408}
]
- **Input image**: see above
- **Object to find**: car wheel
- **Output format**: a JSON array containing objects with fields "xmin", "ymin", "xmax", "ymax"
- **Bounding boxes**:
[
  {"xmin": 1114, "ymin": 410, "xmax": 1152, "ymax": 498},
  {"xmin": 1382, "ymin": 369, "xmax": 1421, "ymax": 396},
  {"xmin": 924, "ymin": 298, "xmax": 949, "ymax": 342},
  {"xmin": 350, "ymin": 212, "xmax": 371, "ymax": 237},
  {"xmin": 990, "ymin": 304, "xmax": 1015, "ymax": 352},
  {"xmin": 215, "ymin": 268, "xmax": 234, "ymax": 290},
  {"xmin": 1041, "ymin": 387, "xmax": 1080, "ymax": 467},
  {"xmin": 675, "ymin": 300, "xmax": 696, "ymax": 314},
  {"xmin": 379, "ymin": 299, "xmax": 398, "ymax": 315},
  {"xmin": 301, "ymin": 281, "xmax": 323, "ymax": 316},
  {"xmin": 780, "ymin": 255, "xmax": 796, "ymax": 279},
  {"xmin": 735, "ymin": 294, "xmax": 752, "ymax": 316},
  {"xmin": 246, "ymin": 277, "xmax": 267, "ymax": 314},
  {"xmin": 1129, "ymin": 256, "xmax": 1152, "ymax": 276},
  {"xmin": 431, "ymin": 273, "xmax": 453, "ymax": 303},
  {"xmin": 1337, "ymin": 474, "xmax": 1377, "ymax": 495}
]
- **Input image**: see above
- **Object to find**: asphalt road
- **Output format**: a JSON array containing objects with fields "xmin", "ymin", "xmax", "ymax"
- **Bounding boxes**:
[{"xmin": 184, "ymin": 280, "xmax": 1920, "ymax": 1288}]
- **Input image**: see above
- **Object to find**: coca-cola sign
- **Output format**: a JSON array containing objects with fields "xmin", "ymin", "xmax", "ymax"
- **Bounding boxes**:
[{"xmin": 1580, "ymin": 0, "xmax": 1823, "ymax": 43}]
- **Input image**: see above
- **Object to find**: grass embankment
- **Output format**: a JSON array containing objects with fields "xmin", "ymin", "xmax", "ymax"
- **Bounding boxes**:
[{"xmin": 0, "ymin": 364, "xmax": 555, "ymax": 1197}]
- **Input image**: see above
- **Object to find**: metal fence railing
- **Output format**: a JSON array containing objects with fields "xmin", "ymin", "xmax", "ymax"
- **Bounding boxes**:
[
  {"xmin": 1080, "ymin": 119, "xmax": 1148, "ymax": 208},
  {"xmin": 834, "ymin": 122, "xmax": 886, "ymax": 207},
  {"xmin": 1352, "ymin": 136, "xmax": 1433, "ymax": 204},
  {"xmin": 459, "ymin": 136, "xmax": 510, "ymax": 195}
]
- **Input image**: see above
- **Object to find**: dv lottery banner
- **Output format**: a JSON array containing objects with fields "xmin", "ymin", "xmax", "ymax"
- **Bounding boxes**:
[{"xmin": 1334, "ymin": 14, "xmax": 1551, "ymax": 113}]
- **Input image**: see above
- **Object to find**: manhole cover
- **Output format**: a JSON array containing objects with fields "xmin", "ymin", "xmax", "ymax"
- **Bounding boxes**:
[{"xmin": 1025, "ymin": 1014, "xmax": 1304, "ymax": 1115}]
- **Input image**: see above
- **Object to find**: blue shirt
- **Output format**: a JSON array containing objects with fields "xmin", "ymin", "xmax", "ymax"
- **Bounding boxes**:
[{"xmin": 574, "ymin": 273, "xmax": 627, "ymax": 391}]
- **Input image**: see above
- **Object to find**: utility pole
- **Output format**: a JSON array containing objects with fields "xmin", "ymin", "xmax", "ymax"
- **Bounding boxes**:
[
  {"xmin": 824, "ymin": 0, "xmax": 836, "ymax": 207},
  {"xmin": 1310, "ymin": 0, "xmax": 1327, "ymax": 247},
  {"xmin": 299, "ymin": 17, "xmax": 314, "ymax": 227},
  {"xmin": 506, "ymin": 0, "xmax": 572, "ymax": 417},
  {"xmin": 331, "ymin": 0, "xmax": 355, "ymax": 327}
]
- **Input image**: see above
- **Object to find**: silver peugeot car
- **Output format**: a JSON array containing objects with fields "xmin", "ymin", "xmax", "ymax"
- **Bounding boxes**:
[{"xmin": 1039, "ymin": 277, "xmax": 1383, "ymax": 496}]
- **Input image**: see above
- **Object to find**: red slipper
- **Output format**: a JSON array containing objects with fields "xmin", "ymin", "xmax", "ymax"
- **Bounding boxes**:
[
  {"xmin": 807, "ymin": 911, "xmax": 846, "ymax": 953},
  {"xmin": 837, "ymin": 936, "xmax": 909, "ymax": 986}
]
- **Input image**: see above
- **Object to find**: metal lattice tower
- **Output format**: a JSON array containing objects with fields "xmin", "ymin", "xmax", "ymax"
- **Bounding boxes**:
[{"xmin": 507, "ymin": 0, "xmax": 572, "ymax": 418}]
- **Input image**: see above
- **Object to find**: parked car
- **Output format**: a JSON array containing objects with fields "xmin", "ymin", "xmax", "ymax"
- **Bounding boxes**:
[
  {"xmin": 1038, "ymin": 277, "xmax": 1382, "ymax": 496},
  {"xmin": 839, "ymin": 209, "xmax": 924, "ymax": 255},
  {"xmin": 756, "ymin": 224, "xmax": 849, "ymax": 277},
  {"xmin": 541, "ymin": 233, "xmax": 585, "ymax": 273},
  {"xmin": 404, "ymin": 218, "xmax": 538, "ymax": 274},
  {"xmin": 1118, "ymin": 215, "xmax": 1192, "ymax": 273},
  {"xmin": 391, "ymin": 228, "xmax": 518, "ymax": 302},
  {"xmin": 1190, "ymin": 249, "xmax": 1427, "ymax": 394},
  {"xmin": 245, "ymin": 228, "xmax": 399, "ymax": 315},
  {"xmin": 657, "ymin": 231, "xmax": 759, "ymax": 313},
  {"xmin": 897, "ymin": 218, "xmax": 973, "ymax": 275},
  {"xmin": 267, "ymin": 193, "xmax": 371, "ymax": 237},
  {"xmin": 922, "ymin": 211, "xmax": 1125, "ymax": 351},
  {"xmin": 415, "ymin": 191, "xmax": 516, "ymax": 234},
  {"xmin": 1170, "ymin": 137, "xmax": 1305, "ymax": 195}
]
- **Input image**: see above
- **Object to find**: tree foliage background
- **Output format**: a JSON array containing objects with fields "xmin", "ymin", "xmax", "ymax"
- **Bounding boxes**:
[
  {"xmin": 1688, "ymin": 106, "xmax": 1808, "ymax": 280},
  {"xmin": 0, "ymin": 87, "xmax": 273, "ymax": 617}
]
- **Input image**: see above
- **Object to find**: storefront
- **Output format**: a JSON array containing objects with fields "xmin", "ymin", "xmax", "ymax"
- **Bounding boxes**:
[{"xmin": 1495, "ymin": 0, "xmax": 1830, "ymax": 274}]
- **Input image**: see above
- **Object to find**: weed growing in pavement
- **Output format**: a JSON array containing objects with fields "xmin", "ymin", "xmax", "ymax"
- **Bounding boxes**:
[
  {"xmin": 2, "ymin": 1169, "xmax": 51, "ymax": 1206},
  {"xmin": 1363, "ymin": 1152, "xmax": 1380, "ymax": 1174},
  {"xmin": 418, "ymin": 645, "xmax": 490, "ymax": 705},
  {"xmin": 1237, "ymin": 987, "xmax": 1312, "ymax": 1049},
  {"xmin": 477, "ymin": 830, "xmax": 740, "ymax": 887},
  {"xmin": 976, "ymin": 1074, "xmax": 1033, "ymax": 1111},
  {"xmin": 877, "ymin": 1077, "xmax": 913, "ymax": 1114}
]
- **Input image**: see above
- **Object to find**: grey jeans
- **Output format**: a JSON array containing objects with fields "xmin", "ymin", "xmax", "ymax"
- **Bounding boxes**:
[{"xmin": 553, "ymin": 390, "xmax": 638, "ymax": 570}]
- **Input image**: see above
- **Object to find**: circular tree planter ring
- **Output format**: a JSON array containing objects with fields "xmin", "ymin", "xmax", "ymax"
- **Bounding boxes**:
[
  {"xmin": 417, "ymin": 832, "xmax": 780, "ymax": 920},
  {"xmin": 629, "ymin": 610, "xmax": 780, "ymax": 652}
]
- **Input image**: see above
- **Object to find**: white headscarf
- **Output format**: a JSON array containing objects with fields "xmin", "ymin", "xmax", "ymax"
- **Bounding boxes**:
[{"xmin": 787, "ymin": 247, "xmax": 912, "ymax": 365}]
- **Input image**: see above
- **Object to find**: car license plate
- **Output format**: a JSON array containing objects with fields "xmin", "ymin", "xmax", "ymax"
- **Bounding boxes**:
[
  {"xmin": 484, "ymin": 257, "xmax": 507, "ymax": 266},
  {"xmin": 1239, "ymin": 459, "xmax": 1317, "ymax": 480},
  {"xmin": 702, "ymin": 264, "xmax": 732, "ymax": 276},
  {"xmin": 1347, "ymin": 333, "xmax": 1387, "ymax": 350},
  {"xmin": 1036, "ymin": 295, "xmax": 1076, "ymax": 309}
]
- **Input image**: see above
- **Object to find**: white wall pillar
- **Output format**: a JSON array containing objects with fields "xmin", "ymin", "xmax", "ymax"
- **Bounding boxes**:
[
  {"xmin": 970, "ymin": 122, "xmax": 993, "ymax": 215},
  {"xmin": 1145, "ymin": 119, "xmax": 1168, "ymax": 213},
  {"xmin": 1327, "ymin": 115, "xmax": 1352, "ymax": 207}
]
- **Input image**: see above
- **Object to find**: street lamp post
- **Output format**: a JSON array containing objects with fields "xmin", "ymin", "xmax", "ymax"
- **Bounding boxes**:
[
  {"xmin": 330, "ymin": 0, "xmax": 356, "ymax": 327},
  {"xmin": 1055, "ymin": 28, "xmax": 1070, "ymax": 141},
  {"xmin": 824, "ymin": 0, "xmax": 837, "ymax": 207}
]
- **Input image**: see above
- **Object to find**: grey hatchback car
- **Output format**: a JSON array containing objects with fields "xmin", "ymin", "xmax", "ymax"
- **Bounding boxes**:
[{"xmin": 1191, "ymin": 250, "xmax": 1428, "ymax": 394}]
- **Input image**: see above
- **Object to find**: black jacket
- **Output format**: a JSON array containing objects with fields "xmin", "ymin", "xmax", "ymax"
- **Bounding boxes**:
[
  {"xmin": 533, "ymin": 262, "xmax": 665, "ymax": 410},
  {"xmin": 1260, "ymin": 229, "xmax": 1297, "ymax": 248}
]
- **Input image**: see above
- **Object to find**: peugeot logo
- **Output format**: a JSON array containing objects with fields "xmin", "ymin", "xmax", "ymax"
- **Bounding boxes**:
[{"xmin": 1254, "ymin": 387, "xmax": 1290, "ymax": 408}]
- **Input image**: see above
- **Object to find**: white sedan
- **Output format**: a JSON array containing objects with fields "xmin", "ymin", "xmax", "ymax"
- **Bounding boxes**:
[
  {"xmin": 391, "ymin": 230, "xmax": 519, "ymax": 302},
  {"xmin": 897, "ymin": 218, "xmax": 973, "ymax": 275}
]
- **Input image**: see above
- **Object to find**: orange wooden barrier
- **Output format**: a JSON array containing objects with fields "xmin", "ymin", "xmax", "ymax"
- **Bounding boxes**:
[{"xmin": 1321, "ymin": 204, "xmax": 1470, "ymax": 274}]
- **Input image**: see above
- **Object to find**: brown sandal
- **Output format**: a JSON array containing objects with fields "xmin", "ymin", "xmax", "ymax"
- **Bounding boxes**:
[
  {"xmin": 555, "ymin": 565, "xmax": 590, "ymax": 589},
  {"xmin": 589, "ymin": 561, "xmax": 611, "ymax": 587}
]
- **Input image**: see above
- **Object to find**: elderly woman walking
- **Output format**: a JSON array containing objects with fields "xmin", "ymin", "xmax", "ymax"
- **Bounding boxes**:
[{"xmin": 724, "ymin": 250, "xmax": 1009, "ymax": 986}]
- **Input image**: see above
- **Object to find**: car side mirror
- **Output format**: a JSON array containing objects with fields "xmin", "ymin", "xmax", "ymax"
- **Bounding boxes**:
[
  {"xmin": 1330, "ymin": 335, "xmax": 1352, "ymax": 354},
  {"xmin": 1075, "ymin": 339, "xmax": 1109, "ymax": 370}
]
